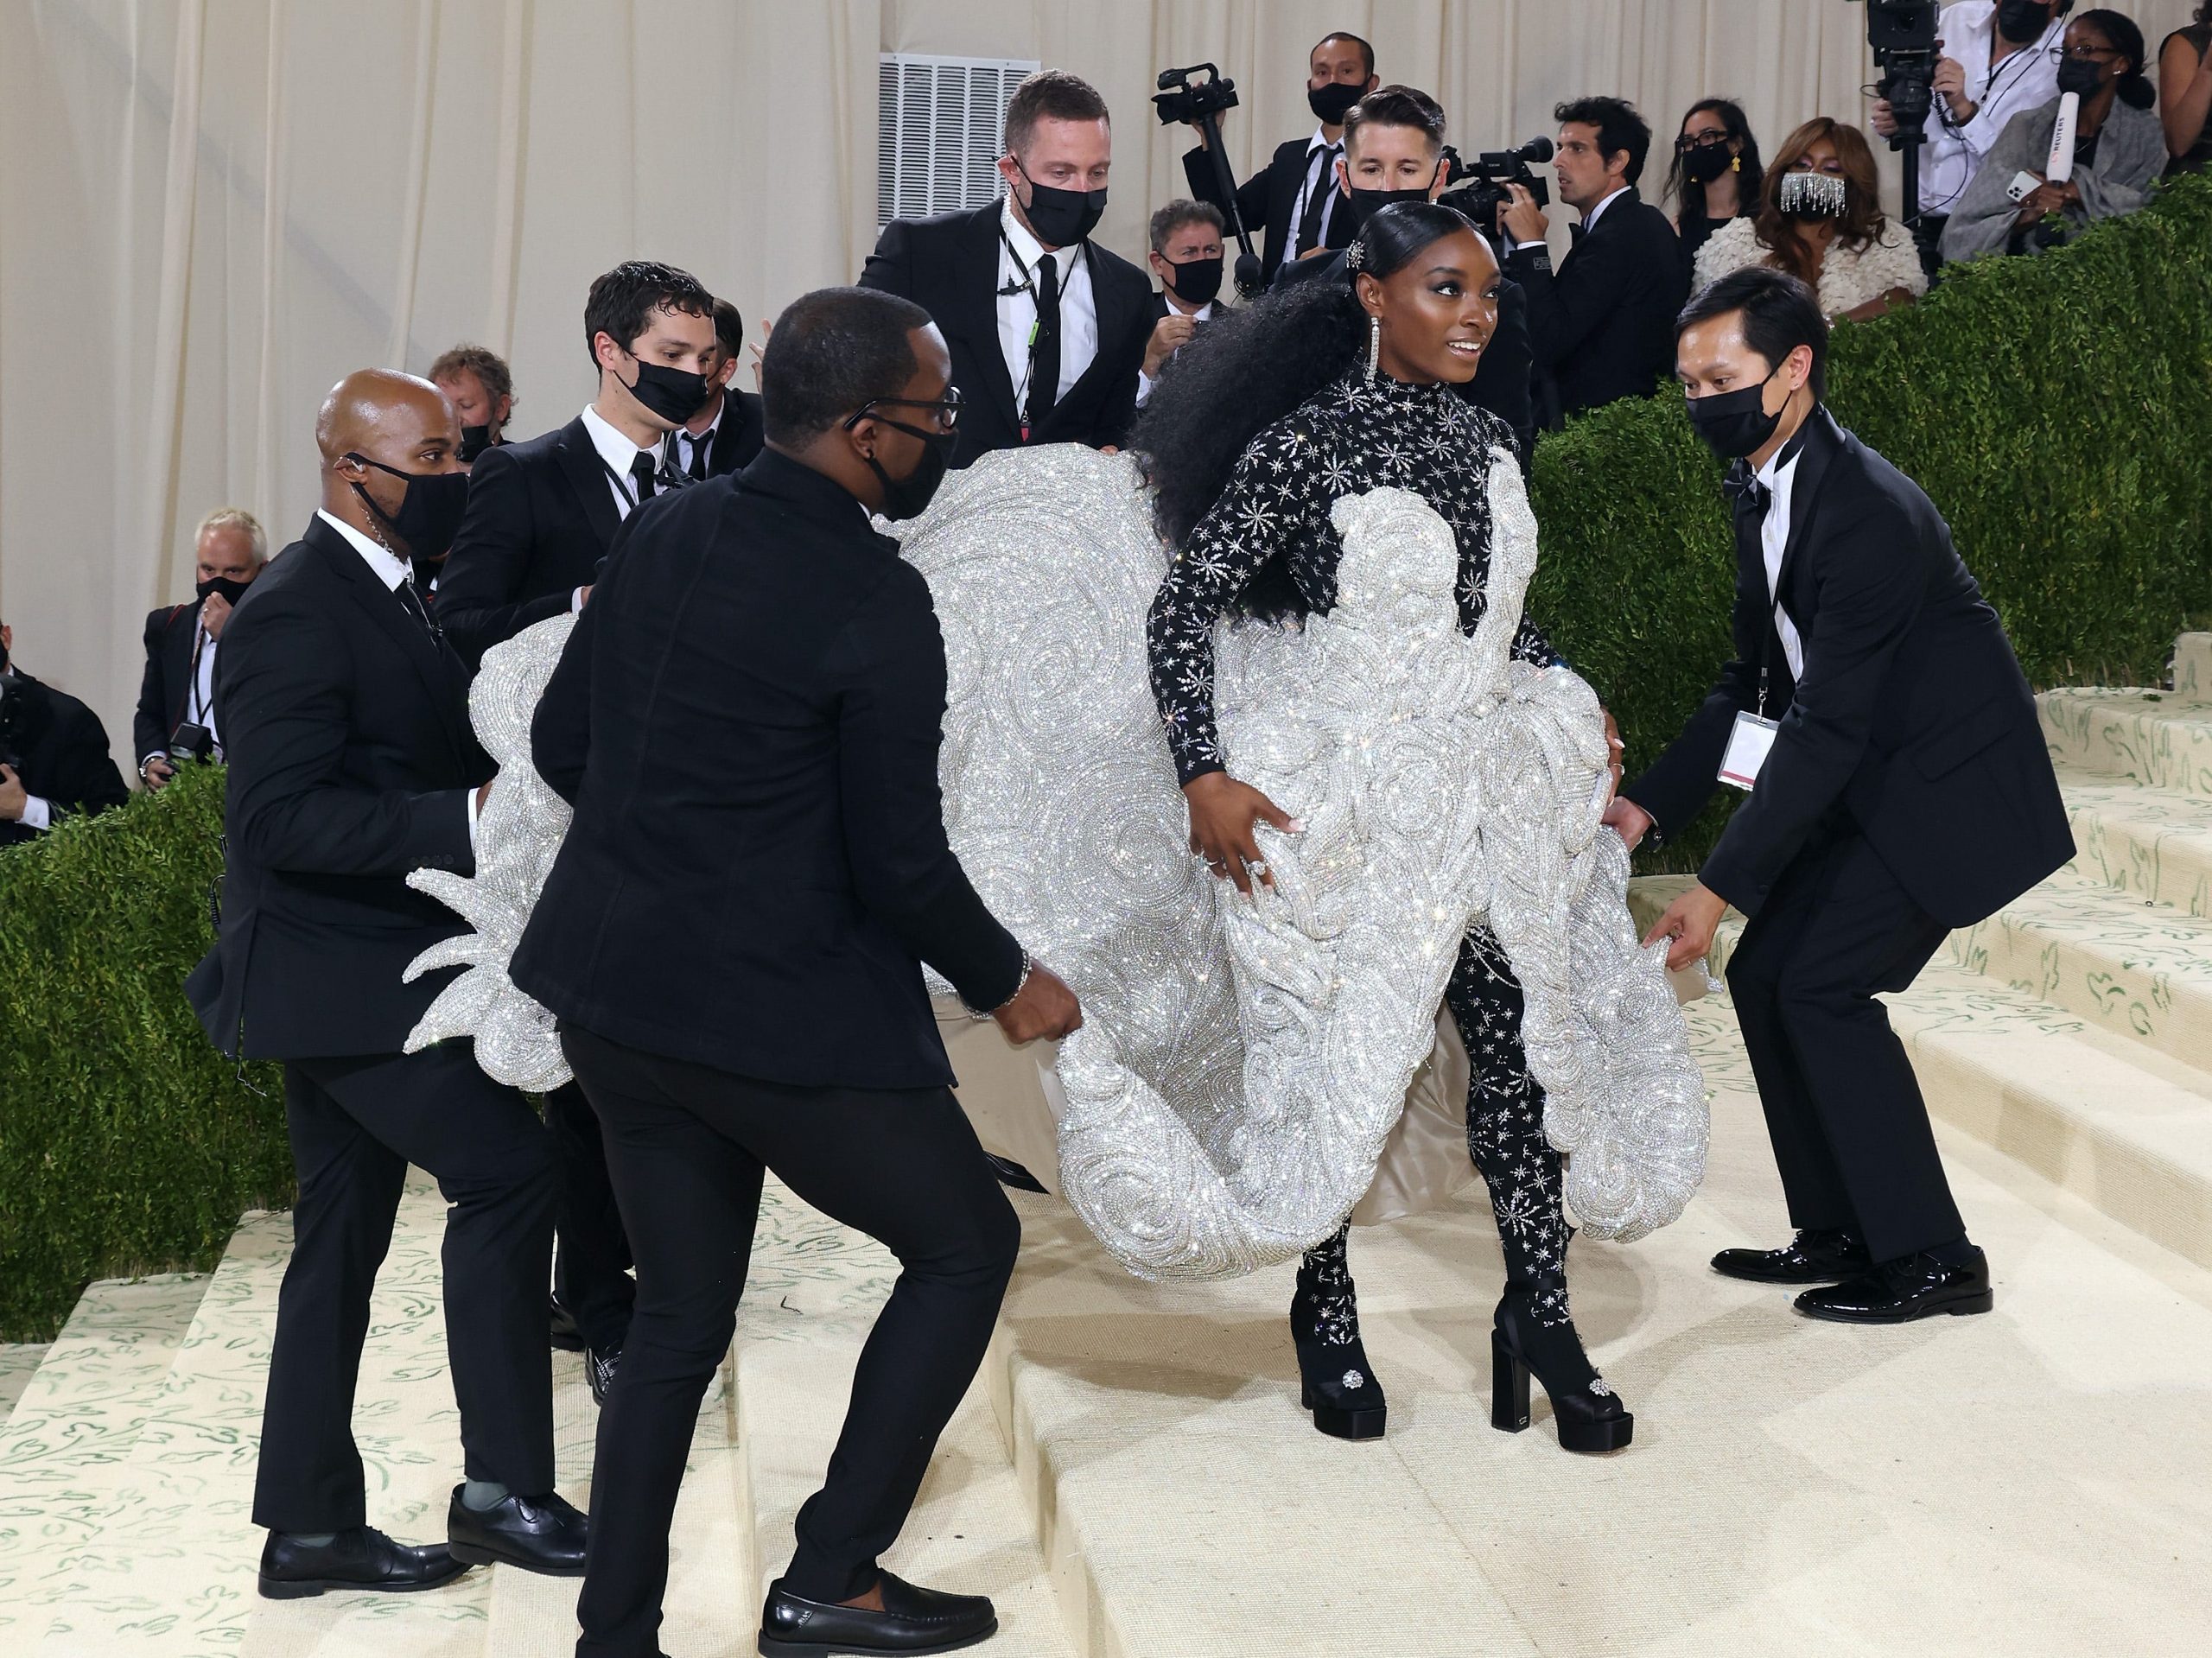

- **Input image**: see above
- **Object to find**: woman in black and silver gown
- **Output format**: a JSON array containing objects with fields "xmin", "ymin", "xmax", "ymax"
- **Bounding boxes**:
[{"xmin": 1132, "ymin": 201, "xmax": 1632, "ymax": 1454}]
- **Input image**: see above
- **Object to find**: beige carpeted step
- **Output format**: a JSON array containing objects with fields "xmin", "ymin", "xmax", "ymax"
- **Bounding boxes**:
[
  {"xmin": 2039, "ymin": 688, "xmax": 2212, "ymax": 796},
  {"xmin": 0, "ymin": 1274, "xmax": 207, "ymax": 1647},
  {"xmin": 2171, "ymin": 632, "xmax": 2211, "ymax": 702},
  {"xmin": 985, "ymin": 996, "xmax": 2212, "ymax": 1657},
  {"xmin": 0, "ymin": 1343, "xmax": 52, "ymax": 1428},
  {"xmin": 2060, "ymin": 767, "xmax": 2212, "ymax": 918},
  {"xmin": 733, "ymin": 1181, "xmax": 1073, "ymax": 1657}
]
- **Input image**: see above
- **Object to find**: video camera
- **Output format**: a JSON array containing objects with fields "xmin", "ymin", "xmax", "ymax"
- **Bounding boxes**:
[
  {"xmin": 1440, "ymin": 137, "xmax": 1554, "ymax": 231},
  {"xmin": 1854, "ymin": 0, "xmax": 1940, "ymax": 221},
  {"xmin": 1151, "ymin": 63, "xmax": 1265, "ymax": 297}
]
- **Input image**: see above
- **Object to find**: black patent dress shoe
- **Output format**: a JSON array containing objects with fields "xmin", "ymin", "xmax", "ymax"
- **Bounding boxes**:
[
  {"xmin": 759, "ymin": 1569, "xmax": 996, "ymax": 1656},
  {"xmin": 257, "ymin": 1525, "xmax": 469, "ymax": 1599},
  {"xmin": 549, "ymin": 1295, "xmax": 585, "ymax": 1352},
  {"xmin": 1795, "ymin": 1247, "xmax": 1993, "ymax": 1324},
  {"xmin": 446, "ymin": 1485, "xmax": 588, "ymax": 1576},
  {"xmin": 586, "ymin": 1344, "xmax": 621, "ymax": 1407},
  {"xmin": 1711, "ymin": 1228, "xmax": 1871, "ymax": 1286}
]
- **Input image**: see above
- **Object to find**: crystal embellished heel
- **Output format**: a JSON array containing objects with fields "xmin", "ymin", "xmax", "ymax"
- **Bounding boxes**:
[{"xmin": 1491, "ymin": 1278, "xmax": 1632, "ymax": 1455}]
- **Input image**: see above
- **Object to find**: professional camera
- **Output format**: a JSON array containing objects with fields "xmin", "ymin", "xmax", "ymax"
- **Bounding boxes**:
[
  {"xmin": 168, "ymin": 720, "xmax": 216, "ymax": 765},
  {"xmin": 1863, "ymin": 0, "xmax": 1941, "ymax": 143},
  {"xmin": 1440, "ymin": 137, "xmax": 1554, "ymax": 230},
  {"xmin": 1151, "ymin": 62, "xmax": 1240, "ymax": 127}
]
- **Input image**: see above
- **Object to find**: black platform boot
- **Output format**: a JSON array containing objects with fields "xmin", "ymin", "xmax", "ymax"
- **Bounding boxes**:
[
  {"xmin": 1290, "ymin": 1241, "xmax": 1387, "ymax": 1440},
  {"xmin": 1491, "ymin": 1274, "xmax": 1632, "ymax": 1454}
]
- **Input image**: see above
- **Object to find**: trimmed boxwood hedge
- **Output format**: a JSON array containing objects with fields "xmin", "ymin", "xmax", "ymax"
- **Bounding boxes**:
[{"xmin": 1, "ymin": 176, "xmax": 2206, "ymax": 1340}]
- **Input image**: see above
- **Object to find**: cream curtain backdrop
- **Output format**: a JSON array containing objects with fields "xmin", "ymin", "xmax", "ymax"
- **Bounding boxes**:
[{"xmin": 3, "ymin": 0, "xmax": 2199, "ymax": 758}]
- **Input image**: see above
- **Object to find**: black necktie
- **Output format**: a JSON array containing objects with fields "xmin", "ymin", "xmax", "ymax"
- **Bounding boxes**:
[
  {"xmin": 1568, "ymin": 221, "xmax": 1586, "ymax": 248},
  {"xmin": 628, "ymin": 450, "xmax": 658, "ymax": 508},
  {"xmin": 1026, "ymin": 253, "xmax": 1061, "ymax": 438},
  {"xmin": 687, "ymin": 429, "xmax": 710, "ymax": 480},
  {"xmin": 395, "ymin": 576, "xmax": 439, "ymax": 642},
  {"xmin": 1295, "ymin": 145, "xmax": 1341, "ymax": 254}
]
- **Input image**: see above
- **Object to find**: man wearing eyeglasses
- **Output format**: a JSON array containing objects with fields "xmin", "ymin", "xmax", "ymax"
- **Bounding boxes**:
[
  {"xmin": 514, "ymin": 285, "xmax": 1080, "ymax": 1658},
  {"xmin": 1872, "ymin": 0, "xmax": 2070, "ymax": 236}
]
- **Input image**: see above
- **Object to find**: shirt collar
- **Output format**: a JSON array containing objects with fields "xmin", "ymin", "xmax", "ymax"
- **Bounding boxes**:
[
  {"xmin": 1305, "ymin": 125, "xmax": 1340, "ymax": 156},
  {"xmin": 581, "ymin": 402, "xmax": 648, "ymax": 475},
  {"xmin": 1001, "ymin": 194, "xmax": 1073, "ymax": 276},
  {"xmin": 315, "ymin": 508, "xmax": 411, "ymax": 591},
  {"xmin": 1580, "ymin": 184, "xmax": 1631, "ymax": 234}
]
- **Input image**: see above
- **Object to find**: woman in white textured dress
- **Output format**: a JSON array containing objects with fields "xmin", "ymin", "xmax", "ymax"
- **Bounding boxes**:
[{"xmin": 1691, "ymin": 117, "xmax": 1928, "ymax": 323}]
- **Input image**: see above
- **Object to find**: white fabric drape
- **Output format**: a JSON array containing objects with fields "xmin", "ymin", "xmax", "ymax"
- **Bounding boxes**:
[{"xmin": 4, "ymin": 0, "xmax": 2199, "ymax": 753}]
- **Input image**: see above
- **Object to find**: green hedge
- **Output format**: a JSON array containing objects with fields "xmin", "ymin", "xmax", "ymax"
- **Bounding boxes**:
[
  {"xmin": 2, "ymin": 177, "xmax": 2206, "ymax": 1340},
  {"xmin": 1529, "ymin": 169, "xmax": 2212, "ymax": 870},
  {"xmin": 0, "ymin": 765, "xmax": 289, "ymax": 1340}
]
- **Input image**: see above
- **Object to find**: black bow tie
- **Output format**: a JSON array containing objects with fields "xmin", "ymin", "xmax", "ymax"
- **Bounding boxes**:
[
  {"xmin": 1724, "ymin": 464, "xmax": 1771, "ymax": 515},
  {"xmin": 1569, "ymin": 222, "xmax": 1586, "ymax": 245}
]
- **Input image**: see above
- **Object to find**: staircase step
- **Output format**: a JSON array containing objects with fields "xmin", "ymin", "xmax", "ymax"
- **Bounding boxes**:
[
  {"xmin": 2039, "ymin": 688, "xmax": 2212, "ymax": 795},
  {"xmin": 2058, "ymin": 767, "xmax": 2212, "ymax": 918},
  {"xmin": 0, "ymin": 1344, "xmax": 50, "ymax": 1429},
  {"xmin": 1946, "ymin": 870, "xmax": 2212, "ymax": 1072},
  {"xmin": 0, "ymin": 1274, "xmax": 208, "ymax": 1645},
  {"xmin": 2172, "ymin": 632, "xmax": 2212, "ymax": 702},
  {"xmin": 734, "ymin": 1180, "xmax": 1072, "ymax": 1656}
]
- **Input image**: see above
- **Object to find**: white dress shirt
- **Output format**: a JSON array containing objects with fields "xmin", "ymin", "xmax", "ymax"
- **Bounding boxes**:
[
  {"xmin": 1917, "ymin": 1, "xmax": 2064, "ymax": 212},
  {"xmin": 577, "ymin": 403, "xmax": 661, "ymax": 611},
  {"xmin": 140, "ymin": 621, "xmax": 222, "ymax": 769},
  {"xmin": 1134, "ymin": 298, "xmax": 1216, "ymax": 408},
  {"xmin": 1284, "ymin": 127, "xmax": 1345, "ymax": 260},
  {"xmin": 996, "ymin": 196, "xmax": 1097, "ymax": 419},
  {"xmin": 670, "ymin": 395, "xmax": 724, "ymax": 477},
  {"xmin": 315, "ymin": 508, "xmax": 483, "ymax": 850},
  {"xmin": 1756, "ymin": 443, "xmax": 1806, "ymax": 683}
]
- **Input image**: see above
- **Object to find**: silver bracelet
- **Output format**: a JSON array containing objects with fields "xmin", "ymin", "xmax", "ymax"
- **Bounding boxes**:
[{"xmin": 968, "ymin": 949, "xmax": 1033, "ymax": 1020}]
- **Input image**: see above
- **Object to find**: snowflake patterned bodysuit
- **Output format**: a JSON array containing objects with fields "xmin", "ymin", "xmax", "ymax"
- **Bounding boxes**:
[{"xmin": 1145, "ymin": 369, "xmax": 1577, "ymax": 1331}]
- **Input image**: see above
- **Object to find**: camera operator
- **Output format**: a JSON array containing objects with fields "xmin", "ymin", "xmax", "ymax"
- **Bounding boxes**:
[
  {"xmin": 1497, "ymin": 97, "xmax": 1688, "ymax": 426},
  {"xmin": 1872, "ymin": 1, "xmax": 2069, "ymax": 239},
  {"xmin": 135, "ymin": 506, "xmax": 267, "ymax": 791},
  {"xmin": 1137, "ymin": 200, "xmax": 1224, "ymax": 408},
  {"xmin": 1181, "ymin": 31, "xmax": 1378, "ymax": 283},
  {"xmin": 0, "ymin": 619, "xmax": 130, "ymax": 848}
]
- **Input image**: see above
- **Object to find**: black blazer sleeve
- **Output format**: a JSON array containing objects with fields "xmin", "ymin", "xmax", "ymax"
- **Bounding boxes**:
[
  {"xmin": 1619, "ymin": 549, "xmax": 1771, "ymax": 838},
  {"xmin": 1182, "ymin": 145, "xmax": 1272, "ymax": 237},
  {"xmin": 48, "ymin": 701, "xmax": 130, "ymax": 821},
  {"xmin": 133, "ymin": 608, "xmax": 174, "ymax": 764},
  {"xmin": 219, "ymin": 596, "xmax": 474, "ymax": 880},
  {"xmin": 1505, "ymin": 232, "xmax": 1637, "ymax": 372},
  {"xmin": 825, "ymin": 562, "xmax": 1025, "ymax": 1011},
  {"xmin": 1461, "ymin": 279, "xmax": 1535, "ymax": 467},
  {"xmin": 436, "ymin": 443, "xmax": 576, "ymax": 666},
  {"xmin": 859, "ymin": 217, "xmax": 918, "ymax": 297},
  {"xmin": 1699, "ymin": 491, "xmax": 1929, "ymax": 914}
]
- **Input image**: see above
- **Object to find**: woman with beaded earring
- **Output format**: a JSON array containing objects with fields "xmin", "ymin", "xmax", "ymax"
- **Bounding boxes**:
[{"xmin": 1132, "ymin": 200, "xmax": 1634, "ymax": 1454}]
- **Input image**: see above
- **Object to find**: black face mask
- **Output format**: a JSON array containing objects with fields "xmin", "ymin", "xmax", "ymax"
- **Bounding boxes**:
[
  {"xmin": 1165, "ymin": 252, "xmax": 1224, "ymax": 305},
  {"xmin": 1681, "ymin": 141, "xmax": 1734, "ymax": 185},
  {"xmin": 1686, "ymin": 359, "xmax": 1788, "ymax": 461},
  {"xmin": 1308, "ymin": 80, "xmax": 1365, "ymax": 125},
  {"xmin": 346, "ymin": 454, "xmax": 472, "ymax": 560},
  {"xmin": 195, "ymin": 574, "xmax": 252, "ymax": 607},
  {"xmin": 1015, "ymin": 162, "xmax": 1107, "ymax": 247},
  {"xmin": 1343, "ymin": 183, "xmax": 1432, "ymax": 232},
  {"xmin": 1997, "ymin": 0, "xmax": 2052, "ymax": 44},
  {"xmin": 2055, "ymin": 56, "xmax": 2107, "ymax": 97},
  {"xmin": 622, "ymin": 357, "xmax": 713, "ymax": 425},
  {"xmin": 863, "ymin": 418, "xmax": 956, "ymax": 522},
  {"xmin": 458, "ymin": 424, "xmax": 494, "ymax": 462}
]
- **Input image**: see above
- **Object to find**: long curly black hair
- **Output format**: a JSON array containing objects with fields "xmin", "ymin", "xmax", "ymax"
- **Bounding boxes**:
[{"xmin": 1131, "ymin": 200, "xmax": 1478, "ymax": 556}]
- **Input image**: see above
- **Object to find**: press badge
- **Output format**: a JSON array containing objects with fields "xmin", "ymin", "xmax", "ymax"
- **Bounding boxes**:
[{"xmin": 1719, "ymin": 712, "xmax": 1781, "ymax": 791}]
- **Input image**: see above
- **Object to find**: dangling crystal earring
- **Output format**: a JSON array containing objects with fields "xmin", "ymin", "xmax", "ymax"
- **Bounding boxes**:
[{"xmin": 1365, "ymin": 314, "xmax": 1381, "ymax": 384}]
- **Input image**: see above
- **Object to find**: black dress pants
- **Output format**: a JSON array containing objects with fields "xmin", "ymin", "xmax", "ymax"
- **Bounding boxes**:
[
  {"xmin": 1724, "ymin": 818, "xmax": 1966, "ymax": 1264},
  {"xmin": 546, "ymin": 1077, "xmax": 637, "ymax": 1352},
  {"xmin": 253, "ymin": 1040, "xmax": 559, "ymax": 1534},
  {"xmin": 563, "ymin": 1026, "xmax": 1020, "ymax": 1658}
]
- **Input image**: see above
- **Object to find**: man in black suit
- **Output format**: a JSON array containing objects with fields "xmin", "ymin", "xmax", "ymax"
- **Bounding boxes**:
[
  {"xmin": 861, "ymin": 69, "xmax": 1150, "ymax": 467},
  {"xmin": 664, "ymin": 297, "xmax": 764, "ymax": 481},
  {"xmin": 438, "ymin": 260, "xmax": 718, "ymax": 669},
  {"xmin": 0, "ymin": 622, "xmax": 128, "ymax": 848},
  {"xmin": 1616, "ymin": 270, "xmax": 2074, "ymax": 1324},
  {"xmin": 135, "ymin": 507, "xmax": 267, "ymax": 789},
  {"xmin": 186, "ymin": 369, "xmax": 584, "ymax": 1595},
  {"xmin": 1497, "ymin": 97, "xmax": 1689, "ymax": 427},
  {"xmin": 513, "ymin": 287, "xmax": 1081, "ymax": 1658},
  {"xmin": 1135, "ymin": 200, "xmax": 1223, "ymax": 410},
  {"xmin": 1180, "ymin": 30, "xmax": 1378, "ymax": 284}
]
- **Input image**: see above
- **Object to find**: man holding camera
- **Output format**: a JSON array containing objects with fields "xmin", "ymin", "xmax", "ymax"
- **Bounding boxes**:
[
  {"xmin": 136, "ymin": 506, "xmax": 268, "ymax": 789},
  {"xmin": 0, "ymin": 619, "xmax": 129, "ymax": 848},
  {"xmin": 1136, "ymin": 200, "xmax": 1224, "ymax": 408},
  {"xmin": 1497, "ymin": 96, "xmax": 1688, "ymax": 426},
  {"xmin": 1180, "ymin": 31, "xmax": 1379, "ymax": 283}
]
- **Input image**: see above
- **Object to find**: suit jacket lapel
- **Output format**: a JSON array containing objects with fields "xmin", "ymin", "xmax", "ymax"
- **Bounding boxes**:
[
  {"xmin": 1775, "ymin": 407, "xmax": 1844, "ymax": 615},
  {"xmin": 953, "ymin": 206, "xmax": 1021, "ymax": 436},
  {"xmin": 1043, "ymin": 245, "xmax": 1139, "ymax": 429},
  {"xmin": 308, "ymin": 518, "xmax": 474, "ymax": 769},
  {"xmin": 553, "ymin": 416, "xmax": 624, "ymax": 554}
]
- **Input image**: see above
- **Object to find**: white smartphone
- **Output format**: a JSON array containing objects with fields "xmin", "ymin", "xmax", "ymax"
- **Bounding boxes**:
[{"xmin": 2005, "ymin": 170, "xmax": 2041, "ymax": 204}]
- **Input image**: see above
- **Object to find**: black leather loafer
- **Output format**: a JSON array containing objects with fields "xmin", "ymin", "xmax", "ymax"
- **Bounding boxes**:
[
  {"xmin": 759, "ymin": 1569, "xmax": 997, "ymax": 1656},
  {"xmin": 1795, "ymin": 1248, "xmax": 1993, "ymax": 1324},
  {"xmin": 586, "ymin": 1344, "xmax": 621, "ymax": 1407},
  {"xmin": 1711, "ymin": 1228, "xmax": 1871, "ymax": 1286},
  {"xmin": 447, "ymin": 1486, "xmax": 588, "ymax": 1576},
  {"xmin": 257, "ymin": 1525, "xmax": 469, "ymax": 1599}
]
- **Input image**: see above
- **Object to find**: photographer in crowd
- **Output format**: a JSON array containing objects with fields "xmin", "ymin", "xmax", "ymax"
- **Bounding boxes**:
[
  {"xmin": 1872, "ymin": 0, "xmax": 2069, "ymax": 238},
  {"xmin": 0, "ymin": 619, "xmax": 129, "ymax": 848},
  {"xmin": 1942, "ymin": 9, "xmax": 2164, "ymax": 261},
  {"xmin": 1181, "ymin": 30, "xmax": 1379, "ymax": 283},
  {"xmin": 135, "ymin": 506, "xmax": 267, "ymax": 789},
  {"xmin": 1498, "ymin": 96, "xmax": 1688, "ymax": 425},
  {"xmin": 1138, "ymin": 200, "xmax": 1224, "ymax": 408}
]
